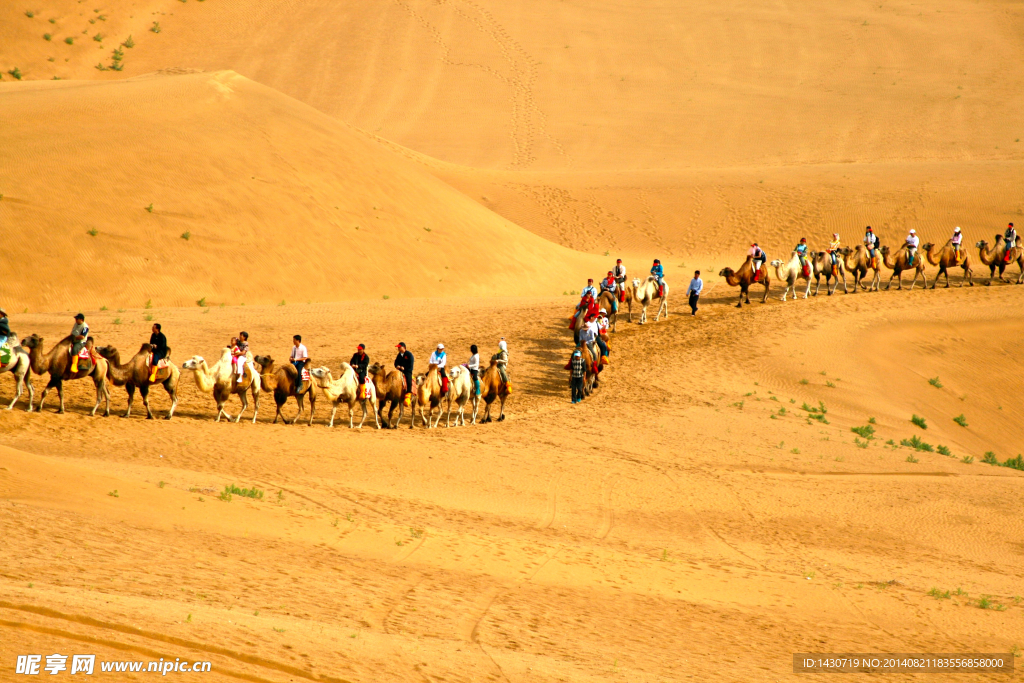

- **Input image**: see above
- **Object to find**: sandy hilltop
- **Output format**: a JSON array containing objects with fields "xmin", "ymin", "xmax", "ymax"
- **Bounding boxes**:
[{"xmin": 1, "ymin": 1, "xmax": 1023, "ymax": 682}]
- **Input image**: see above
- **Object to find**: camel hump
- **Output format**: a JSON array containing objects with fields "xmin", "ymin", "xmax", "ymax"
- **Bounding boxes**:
[
  {"xmin": 428, "ymin": 363, "xmax": 438, "ymax": 371},
  {"xmin": 139, "ymin": 342, "xmax": 152, "ymax": 353},
  {"xmin": 489, "ymin": 358, "xmax": 498, "ymax": 367},
  {"xmin": 339, "ymin": 362, "xmax": 353, "ymax": 372}
]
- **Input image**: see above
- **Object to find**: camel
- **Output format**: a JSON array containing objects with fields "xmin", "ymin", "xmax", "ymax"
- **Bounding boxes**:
[
  {"xmin": 445, "ymin": 365, "xmax": 475, "ymax": 427},
  {"xmin": 923, "ymin": 242, "xmax": 974, "ymax": 288},
  {"xmin": 96, "ymin": 343, "xmax": 179, "ymax": 419},
  {"xmin": 621, "ymin": 280, "xmax": 639, "ymax": 322},
  {"xmin": 770, "ymin": 252, "xmax": 811, "ymax": 301},
  {"xmin": 976, "ymin": 236, "xmax": 1024, "ymax": 285},
  {"xmin": 21, "ymin": 334, "xmax": 110, "ymax": 415},
  {"xmin": 597, "ymin": 290, "xmax": 620, "ymax": 332},
  {"xmin": 580, "ymin": 343, "xmax": 599, "ymax": 395},
  {"xmin": 413, "ymin": 364, "xmax": 444, "ymax": 428},
  {"xmin": 181, "ymin": 348, "xmax": 261, "ymax": 423},
  {"xmin": 810, "ymin": 250, "xmax": 849, "ymax": 295},
  {"xmin": 841, "ymin": 245, "xmax": 882, "ymax": 292},
  {"xmin": 369, "ymin": 362, "xmax": 408, "ymax": 429},
  {"xmin": 309, "ymin": 364, "xmax": 379, "ymax": 429},
  {"xmin": 478, "ymin": 359, "xmax": 509, "ymax": 423},
  {"xmin": 632, "ymin": 276, "xmax": 669, "ymax": 324},
  {"xmin": 880, "ymin": 244, "xmax": 928, "ymax": 290},
  {"xmin": 253, "ymin": 355, "xmax": 316, "ymax": 425},
  {"xmin": 719, "ymin": 256, "xmax": 770, "ymax": 307},
  {"xmin": 0, "ymin": 338, "xmax": 34, "ymax": 410}
]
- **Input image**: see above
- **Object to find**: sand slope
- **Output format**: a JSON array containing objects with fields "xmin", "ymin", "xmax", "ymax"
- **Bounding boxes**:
[{"xmin": 0, "ymin": 71, "xmax": 602, "ymax": 310}]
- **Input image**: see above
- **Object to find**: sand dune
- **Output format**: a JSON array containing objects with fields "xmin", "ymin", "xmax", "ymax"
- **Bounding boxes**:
[{"xmin": 0, "ymin": 71, "xmax": 602, "ymax": 310}]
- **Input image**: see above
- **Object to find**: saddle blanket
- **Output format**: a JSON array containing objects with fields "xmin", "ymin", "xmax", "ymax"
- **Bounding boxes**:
[
  {"xmin": 0, "ymin": 343, "xmax": 11, "ymax": 366},
  {"xmin": 300, "ymin": 368, "xmax": 311, "ymax": 382}
]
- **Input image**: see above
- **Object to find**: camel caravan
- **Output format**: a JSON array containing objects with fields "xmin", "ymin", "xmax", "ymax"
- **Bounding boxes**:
[
  {"xmin": 0, "ymin": 314, "xmax": 512, "ymax": 429},
  {"xmin": 726, "ymin": 224, "xmax": 1022, "ymax": 307}
]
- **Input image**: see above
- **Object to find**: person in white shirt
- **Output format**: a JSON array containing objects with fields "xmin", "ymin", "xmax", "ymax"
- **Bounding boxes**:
[
  {"xmin": 495, "ymin": 339, "xmax": 509, "ymax": 384},
  {"xmin": 467, "ymin": 345, "xmax": 481, "ymax": 396},
  {"xmin": 290, "ymin": 335, "xmax": 309, "ymax": 391},
  {"xmin": 595, "ymin": 312, "xmax": 609, "ymax": 361},
  {"xmin": 430, "ymin": 343, "xmax": 448, "ymax": 393},
  {"xmin": 687, "ymin": 270, "xmax": 704, "ymax": 316},
  {"xmin": 905, "ymin": 229, "xmax": 920, "ymax": 264},
  {"xmin": 580, "ymin": 279, "xmax": 598, "ymax": 300}
]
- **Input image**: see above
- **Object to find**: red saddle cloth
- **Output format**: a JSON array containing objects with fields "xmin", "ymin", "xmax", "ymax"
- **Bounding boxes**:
[
  {"xmin": 441, "ymin": 375, "xmax": 449, "ymax": 394},
  {"xmin": 300, "ymin": 368, "xmax": 311, "ymax": 382},
  {"xmin": 802, "ymin": 264, "xmax": 811, "ymax": 277}
]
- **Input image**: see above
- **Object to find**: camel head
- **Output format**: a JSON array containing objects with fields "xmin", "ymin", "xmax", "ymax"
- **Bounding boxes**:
[
  {"xmin": 20, "ymin": 334, "xmax": 43, "ymax": 350},
  {"xmin": 921, "ymin": 242, "xmax": 934, "ymax": 252},
  {"xmin": 181, "ymin": 356, "xmax": 206, "ymax": 371},
  {"xmin": 718, "ymin": 267, "xmax": 734, "ymax": 278},
  {"xmin": 95, "ymin": 345, "xmax": 118, "ymax": 361},
  {"xmin": 252, "ymin": 355, "xmax": 272, "ymax": 371},
  {"xmin": 770, "ymin": 259, "xmax": 782, "ymax": 267},
  {"xmin": 879, "ymin": 245, "xmax": 890, "ymax": 256},
  {"xmin": 631, "ymin": 277, "xmax": 641, "ymax": 289},
  {"xmin": 449, "ymin": 365, "xmax": 463, "ymax": 379},
  {"xmin": 840, "ymin": 246, "xmax": 852, "ymax": 256},
  {"xmin": 976, "ymin": 240, "xmax": 988, "ymax": 249},
  {"xmin": 309, "ymin": 366, "xmax": 333, "ymax": 382}
]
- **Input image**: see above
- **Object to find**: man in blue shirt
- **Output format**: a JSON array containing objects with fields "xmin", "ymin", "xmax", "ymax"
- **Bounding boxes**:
[
  {"xmin": 687, "ymin": 270, "xmax": 703, "ymax": 316},
  {"xmin": 651, "ymin": 259, "xmax": 665, "ymax": 296}
]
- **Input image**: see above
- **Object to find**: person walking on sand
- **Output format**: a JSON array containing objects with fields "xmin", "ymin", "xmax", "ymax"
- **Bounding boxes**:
[
  {"xmin": 291, "ymin": 335, "xmax": 309, "ymax": 391},
  {"xmin": 687, "ymin": 270, "xmax": 703, "ymax": 316},
  {"xmin": 570, "ymin": 348, "xmax": 585, "ymax": 404}
]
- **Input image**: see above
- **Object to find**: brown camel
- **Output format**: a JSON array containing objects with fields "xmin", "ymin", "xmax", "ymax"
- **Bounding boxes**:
[
  {"xmin": 96, "ymin": 343, "xmax": 179, "ymax": 419},
  {"xmin": 597, "ymin": 290, "xmax": 620, "ymax": 332},
  {"xmin": 923, "ymin": 241, "xmax": 974, "ymax": 288},
  {"xmin": 621, "ymin": 280, "xmax": 639, "ymax": 322},
  {"xmin": 253, "ymin": 355, "xmax": 316, "ymax": 425},
  {"xmin": 880, "ymin": 244, "xmax": 928, "ymax": 290},
  {"xmin": 478, "ymin": 359, "xmax": 509, "ymax": 423},
  {"xmin": 841, "ymin": 245, "xmax": 882, "ymax": 292},
  {"xmin": 580, "ymin": 343, "xmax": 599, "ymax": 395},
  {"xmin": 719, "ymin": 256, "xmax": 770, "ymax": 307},
  {"xmin": 413, "ymin": 364, "xmax": 444, "ymax": 428},
  {"xmin": 810, "ymin": 250, "xmax": 849, "ymax": 295},
  {"xmin": 976, "ymin": 236, "xmax": 1024, "ymax": 285},
  {"xmin": 21, "ymin": 334, "xmax": 110, "ymax": 416},
  {"xmin": 369, "ymin": 361, "xmax": 408, "ymax": 429}
]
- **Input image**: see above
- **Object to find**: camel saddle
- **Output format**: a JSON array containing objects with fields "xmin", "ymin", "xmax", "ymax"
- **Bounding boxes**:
[
  {"xmin": 802, "ymin": 263, "xmax": 811, "ymax": 277},
  {"xmin": 1004, "ymin": 249, "xmax": 1014, "ymax": 263},
  {"xmin": 0, "ymin": 342, "xmax": 11, "ymax": 365},
  {"xmin": 301, "ymin": 367, "xmax": 311, "ymax": 382}
]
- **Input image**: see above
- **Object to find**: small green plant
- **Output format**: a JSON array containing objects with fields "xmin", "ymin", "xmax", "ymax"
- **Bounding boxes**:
[
  {"xmin": 180, "ymin": 231, "xmax": 190, "ymax": 240},
  {"xmin": 158, "ymin": 481, "xmax": 166, "ymax": 488},
  {"xmin": 868, "ymin": 417, "xmax": 876, "ymax": 424},
  {"xmin": 186, "ymin": 613, "xmax": 192, "ymax": 623},
  {"xmin": 954, "ymin": 587, "xmax": 967, "ymax": 596},
  {"xmin": 961, "ymin": 455, "xmax": 974, "ymax": 464},
  {"xmin": 95, "ymin": 63, "xmax": 108, "ymax": 71},
  {"xmin": 113, "ymin": 318, "xmax": 121, "ymax": 325},
  {"xmin": 851, "ymin": 424, "xmax": 875, "ymax": 439},
  {"xmin": 927, "ymin": 588, "xmax": 951, "ymax": 599},
  {"xmin": 150, "ymin": 21, "xmax": 161, "ymax": 33},
  {"xmin": 790, "ymin": 448, "xmax": 800, "ymax": 454},
  {"xmin": 936, "ymin": 445, "xmax": 951, "ymax": 456},
  {"xmin": 218, "ymin": 488, "xmax": 232, "ymax": 502},
  {"xmin": 382, "ymin": 294, "xmax": 390, "ymax": 300},
  {"xmin": 123, "ymin": 35, "xmax": 135, "ymax": 48},
  {"xmin": 901, "ymin": 436, "xmax": 933, "ymax": 452},
  {"xmin": 108, "ymin": 489, "xmax": 119, "ymax": 497},
  {"xmin": 44, "ymin": 33, "xmax": 52, "ymax": 40},
  {"xmin": 911, "ymin": 414, "xmax": 927, "ymax": 429},
  {"xmin": 196, "ymin": 297, "xmax": 206, "ymax": 307},
  {"xmin": 410, "ymin": 528, "xmax": 423, "ymax": 539},
  {"xmin": 799, "ymin": 378, "xmax": 808, "ymax": 385},
  {"xmin": 272, "ymin": 627, "xmax": 285, "ymax": 633},
  {"xmin": 982, "ymin": 451, "xmax": 998, "ymax": 465},
  {"xmin": 223, "ymin": 484, "xmax": 264, "ymax": 500},
  {"xmin": 144, "ymin": 298, "xmax": 152, "ymax": 309},
  {"xmin": 423, "ymin": 227, "xmax": 431, "ymax": 232},
  {"xmin": 26, "ymin": 10, "xmax": 35, "ymax": 17},
  {"xmin": 978, "ymin": 596, "xmax": 993, "ymax": 610},
  {"xmin": 93, "ymin": 33, "xmax": 104, "ymax": 42},
  {"xmin": 100, "ymin": 305, "xmax": 108, "ymax": 311},
  {"xmin": 906, "ymin": 454, "xmax": 919, "ymax": 463},
  {"xmin": 928, "ymin": 376, "xmax": 943, "ymax": 388},
  {"xmin": 777, "ymin": 407, "xmax": 787, "ymax": 416},
  {"xmin": 825, "ymin": 380, "xmax": 836, "ymax": 388},
  {"xmin": 65, "ymin": 36, "xmax": 74, "ymax": 44},
  {"xmin": 731, "ymin": 401, "xmax": 744, "ymax": 410},
  {"xmin": 278, "ymin": 300, "xmax": 286, "ymax": 306},
  {"xmin": 953, "ymin": 414, "xmax": 968, "ymax": 427},
  {"xmin": 253, "ymin": 610, "xmax": 259, "ymax": 616},
  {"xmin": 854, "ymin": 437, "xmax": 869, "ymax": 449},
  {"xmin": 345, "ymin": 513, "xmax": 353, "ymax": 522},
  {"xmin": 8, "ymin": 68, "xmax": 23, "ymax": 80},
  {"xmin": 277, "ymin": 490, "xmax": 284, "ymax": 502},
  {"xmin": 1003, "ymin": 454, "xmax": 1024, "ymax": 471},
  {"xmin": 87, "ymin": 228, "xmax": 98, "ymax": 236},
  {"xmin": 145, "ymin": 203, "xmax": 154, "ymax": 212}
]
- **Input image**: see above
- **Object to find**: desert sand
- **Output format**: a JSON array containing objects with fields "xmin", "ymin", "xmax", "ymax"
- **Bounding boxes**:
[{"xmin": 1, "ymin": 1, "xmax": 1023, "ymax": 681}]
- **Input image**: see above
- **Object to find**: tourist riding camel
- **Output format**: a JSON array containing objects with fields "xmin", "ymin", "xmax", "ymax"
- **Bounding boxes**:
[
  {"xmin": 881, "ymin": 244, "xmax": 928, "ymax": 290},
  {"xmin": 148, "ymin": 323, "xmax": 169, "ymax": 382},
  {"xmin": 599, "ymin": 271, "xmax": 619, "ymax": 313},
  {"xmin": 478, "ymin": 359, "xmax": 509, "ymax": 423},
  {"xmin": 794, "ymin": 238, "xmax": 811, "ymax": 278},
  {"xmin": 429, "ymin": 344, "xmax": 449, "ymax": 395},
  {"xmin": 394, "ymin": 342, "xmax": 415, "ymax": 407},
  {"xmin": 719, "ymin": 255, "xmax": 771, "ymax": 307},
  {"xmin": 842, "ymin": 244, "xmax": 882, "ymax": 292},
  {"xmin": 863, "ymin": 226, "xmax": 881, "ymax": 267},
  {"xmin": 827, "ymin": 233, "xmax": 842, "ymax": 274},
  {"xmin": 613, "ymin": 259, "xmax": 627, "ymax": 301},
  {"xmin": 253, "ymin": 353, "xmax": 316, "ymax": 425},
  {"xmin": 976, "ymin": 234, "xmax": 1024, "ymax": 285},
  {"xmin": 770, "ymin": 252, "xmax": 812, "ymax": 301},
  {"xmin": 290, "ymin": 335, "xmax": 309, "ymax": 392},
  {"xmin": 494, "ymin": 339, "xmax": 510, "ymax": 389},
  {"xmin": 747, "ymin": 245, "xmax": 767, "ymax": 283},
  {"xmin": 69, "ymin": 314, "xmax": 90, "ymax": 374},
  {"xmin": 21, "ymin": 333, "xmax": 110, "ymax": 416},
  {"xmin": 97, "ymin": 342, "xmax": 179, "ymax": 419},
  {"xmin": 182, "ymin": 348, "xmax": 261, "ymax": 423},
  {"xmin": 231, "ymin": 332, "xmax": 250, "ymax": 382},
  {"xmin": 369, "ymin": 361, "xmax": 408, "ymax": 428},
  {"xmin": 632, "ymin": 275, "xmax": 669, "ymax": 324},
  {"xmin": 923, "ymin": 236, "xmax": 974, "ymax": 288},
  {"xmin": 309, "ymin": 363, "xmax": 379, "ymax": 429},
  {"xmin": 811, "ymin": 248, "xmax": 849, "ymax": 295},
  {"xmin": 0, "ymin": 310, "xmax": 34, "ymax": 410},
  {"xmin": 904, "ymin": 229, "xmax": 921, "ymax": 267}
]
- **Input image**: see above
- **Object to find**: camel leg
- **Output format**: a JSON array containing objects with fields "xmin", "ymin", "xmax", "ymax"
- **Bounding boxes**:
[
  {"xmin": 762, "ymin": 281, "xmax": 770, "ymax": 303},
  {"xmin": 659, "ymin": 298, "xmax": 668, "ymax": 320},
  {"xmin": 445, "ymin": 399, "xmax": 452, "ymax": 427},
  {"xmin": 840, "ymin": 270, "xmax": 849, "ymax": 293},
  {"xmin": 432, "ymin": 405, "xmax": 443, "ymax": 429},
  {"xmin": 92, "ymin": 377, "xmax": 110, "ymax": 417},
  {"xmin": 164, "ymin": 382, "xmax": 177, "ymax": 420},
  {"xmin": 349, "ymin": 403, "xmax": 355, "ymax": 429},
  {"xmin": 497, "ymin": 396, "xmax": 507, "ymax": 421},
  {"xmin": 22, "ymin": 372, "xmax": 34, "ymax": 412},
  {"xmin": 6, "ymin": 371, "xmax": 23, "ymax": 410},
  {"xmin": 124, "ymin": 384, "xmax": 135, "ymax": 418},
  {"xmin": 471, "ymin": 395, "xmax": 478, "ymax": 425},
  {"xmin": 140, "ymin": 384, "xmax": 154, "ymax": 419},
  {"xmin": 234, "ymin": 392, "xmax": 247, "ymax": 423},
  {"xmin": 250, "ymin": 387, "xmax": 259, "ymax": 424},
  {"xmin": 328, "ymin": 404, "xmax": 337, "ymax": 428},
  {"xmin": 813, "ymin": 276, "xmax": 821, "ymax": 296},
  {"xmin": 357, "ymin": 400, "xmax": 366, "ymax": 429}
]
